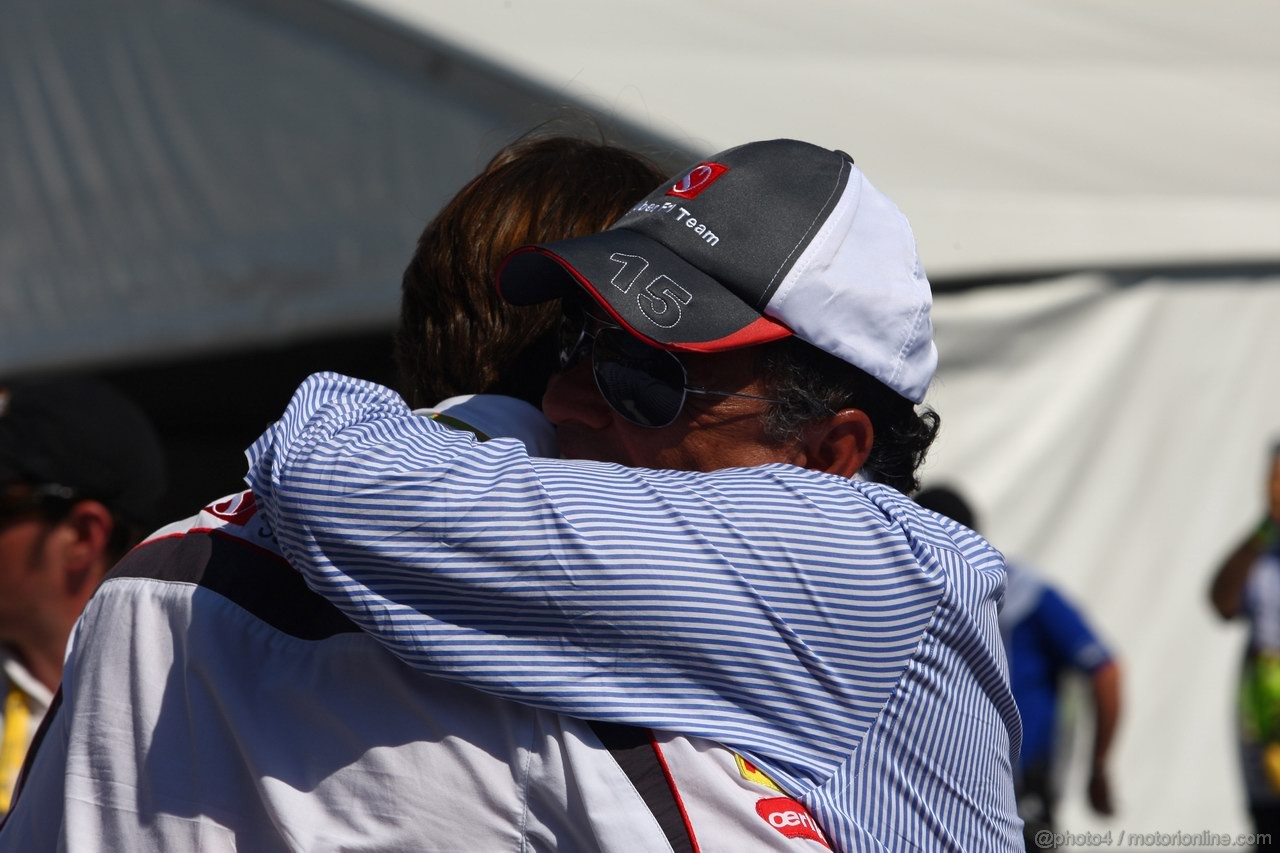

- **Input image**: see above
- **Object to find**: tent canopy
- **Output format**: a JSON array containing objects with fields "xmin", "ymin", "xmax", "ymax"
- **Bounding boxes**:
[
  {"xmin": 5, "ymin": 0, "xmax": 1277, "ymax": 376},
  {"xmin": 359, "ymin": 0, "xmax": 1280, "ymax": 278},
  {"xmin": 0, "ymin": 0, "xmax": 695, "ymax": 376}
]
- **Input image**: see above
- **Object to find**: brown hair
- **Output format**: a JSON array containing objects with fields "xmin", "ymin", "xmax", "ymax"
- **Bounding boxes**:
[{"xmin": 395, "ymin": 134, "xmax": 666, "ymax": 408}]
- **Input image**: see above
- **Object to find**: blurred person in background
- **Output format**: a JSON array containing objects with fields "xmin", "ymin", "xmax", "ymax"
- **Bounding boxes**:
[
  {"xmin": 915, "ymin": 485, "xmax": 1121, "ymax": 850},
  {"xmin": 1209, "ymin": 441, "xmax": 1280, "ymax": 839},
  {"xmin": 3, "ymin": 136, "xmax": 838, "ymax": 852},
  {"xmin": 0, "ymin": 378, "xmax": 165, "ymax": 817}
]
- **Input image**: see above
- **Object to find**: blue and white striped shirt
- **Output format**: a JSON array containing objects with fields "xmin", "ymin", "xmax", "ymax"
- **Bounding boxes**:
[{"xmin": 246, "ymin": 372, "xmax": 1022, "ymax": 852}]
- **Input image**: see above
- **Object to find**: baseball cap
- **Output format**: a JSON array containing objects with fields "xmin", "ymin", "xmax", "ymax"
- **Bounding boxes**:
[
  {"xmin": 497, "ymin": 139, "xmax": 937, "ymax": 403},
  {"xmin": 0, "ymin": 378, "xmax": 167, "ymax": 523}
]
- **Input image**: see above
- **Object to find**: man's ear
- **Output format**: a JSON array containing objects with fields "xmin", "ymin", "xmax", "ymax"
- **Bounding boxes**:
[
  {"xmin": 790, "ymin": 408, "xmax": 874, "ymax": 479},
  {"xmin": 61, "ymin": 500, "xmax": 116, "ymax": 591}
]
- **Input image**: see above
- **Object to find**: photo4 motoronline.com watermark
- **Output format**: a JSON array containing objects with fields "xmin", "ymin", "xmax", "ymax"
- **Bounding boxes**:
[{"xmin": 1033, "ymin": 829, "xmax": 1270, "ymax": 849}]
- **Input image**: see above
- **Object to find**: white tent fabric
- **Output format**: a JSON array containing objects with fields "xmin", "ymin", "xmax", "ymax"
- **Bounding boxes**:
[
  {"xmin": 355, "ymin": 0, "xmax": 1280, "ymax": 279},
  {"xmin": 926, "ymin": 271, "xmax": 1280, "ymax": 836}
]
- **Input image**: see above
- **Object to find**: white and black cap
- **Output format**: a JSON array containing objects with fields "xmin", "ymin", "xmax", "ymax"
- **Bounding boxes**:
[{"xmin": 497, "ymin": 138, "xmax": 937, "ymax": 403}]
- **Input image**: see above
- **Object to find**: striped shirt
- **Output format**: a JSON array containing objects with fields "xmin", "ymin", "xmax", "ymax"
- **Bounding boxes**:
[{"xmin": 246, "ymin": 372, "xmax": 1023, "ymax": 851}]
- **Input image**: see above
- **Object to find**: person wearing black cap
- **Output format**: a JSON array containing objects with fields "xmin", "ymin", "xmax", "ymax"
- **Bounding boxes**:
[
  {"xmin": 224, "ymin": 140, "xmax": 1021, "ymax": 850},
  {"xmin": 0, "ymin": 377, "xmax": 165, "ymax": 815}
]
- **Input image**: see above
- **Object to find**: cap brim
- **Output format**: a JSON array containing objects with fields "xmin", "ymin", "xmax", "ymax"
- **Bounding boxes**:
[{"xmin": 497, "ymin": 229, "xmax": 791, "ymax": 353}]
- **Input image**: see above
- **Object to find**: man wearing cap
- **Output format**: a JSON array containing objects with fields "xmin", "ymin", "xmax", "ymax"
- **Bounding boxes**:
[
  {"xmin": 3, "ymin": 138, "xmax": 837, "ymax": 853},
  {"xmin": 0, "ymin": 378, "xmax": 165, "ymax": 816},
  {"xmin": 234, "ymin": 139, "xmax": 1022, "ymax": 850}
]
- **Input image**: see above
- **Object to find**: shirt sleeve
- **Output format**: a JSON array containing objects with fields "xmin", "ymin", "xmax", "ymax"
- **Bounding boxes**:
[
  {"xmin": 1032, "ymin": 586, "xmax": 1112, "ymax": 674},
  {"xmin": 243, "ymin": 372, "xmax": 949, "ymax": 788}
]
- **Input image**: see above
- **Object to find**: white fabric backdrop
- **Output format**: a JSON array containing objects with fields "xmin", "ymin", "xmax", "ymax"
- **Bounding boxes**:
[
  {"xmin": 926, "ymin": 271, "xmax": 1280, "ymax": 837},
  {"xmin": 354, "ymin": 0, "xmax": 1280, "ymax": 279}
]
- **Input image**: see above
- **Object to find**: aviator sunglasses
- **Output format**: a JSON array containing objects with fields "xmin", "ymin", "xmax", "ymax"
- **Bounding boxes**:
[{"xmin": 558, "ymin": 303, "xmax": 783, "ymax": 429}]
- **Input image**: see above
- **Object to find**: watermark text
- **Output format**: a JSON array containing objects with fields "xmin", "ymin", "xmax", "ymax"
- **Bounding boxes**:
[{"xmin": 1033, "ymin": 829, "xmax": 1269, "ymax": 849}]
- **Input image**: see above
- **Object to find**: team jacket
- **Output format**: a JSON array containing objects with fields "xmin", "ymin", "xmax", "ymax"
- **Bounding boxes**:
[{"xmin": 1, "ymin": 507, "xmax": 832, "ymax": 850}]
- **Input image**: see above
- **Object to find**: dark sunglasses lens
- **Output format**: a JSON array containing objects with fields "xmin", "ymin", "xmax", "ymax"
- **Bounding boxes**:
[
  {"xmin": 0, "ymin": 484, "xmax": 73, "ymax": 523},
  {"xmin": 557, "ymin": 306, "xmax": 589, "ymax": 369},
  {"xmin": 592, "ymin": 328, "xmax": 686, "ymax": 428}
]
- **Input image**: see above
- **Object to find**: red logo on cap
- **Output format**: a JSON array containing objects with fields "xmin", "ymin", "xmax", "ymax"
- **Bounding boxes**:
[
  {"xmin": 666, "ymin": 162, "xmax": 728, "ymax": 199},
  {"xmin": 755, "ymin": 797, "xmax": 831, "ymax": 848},
  {"xmin": 206, "ymin": 491, "xmax": 258, "ymax": 527}
]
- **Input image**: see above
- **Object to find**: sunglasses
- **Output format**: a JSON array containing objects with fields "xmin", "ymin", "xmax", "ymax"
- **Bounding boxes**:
[
  {"xmin": 0, "ymin": 482, "xmax": 77, "ymax": 524},
  {"xmin": 558, "ymin": 306, "xmax": 783, "ymax": 429}
]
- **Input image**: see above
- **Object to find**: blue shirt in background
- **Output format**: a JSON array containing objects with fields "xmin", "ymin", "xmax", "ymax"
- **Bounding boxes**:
[{"xmin": 1000, "ymin": 565, "xmax": 1112, "ymax": 772}]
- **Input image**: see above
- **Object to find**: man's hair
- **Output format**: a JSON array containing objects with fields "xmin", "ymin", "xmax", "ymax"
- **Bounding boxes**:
[
  {"xmin": 757, "ymin": 338, "xmax": 941, "ymax": 494},
  {"xmin": 913, "ymin": 485, "xmax": 979, "ymax": 532},
  {"xmin": 396, "ymin": 134, "xmax": 666, "ymax": 409}
]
